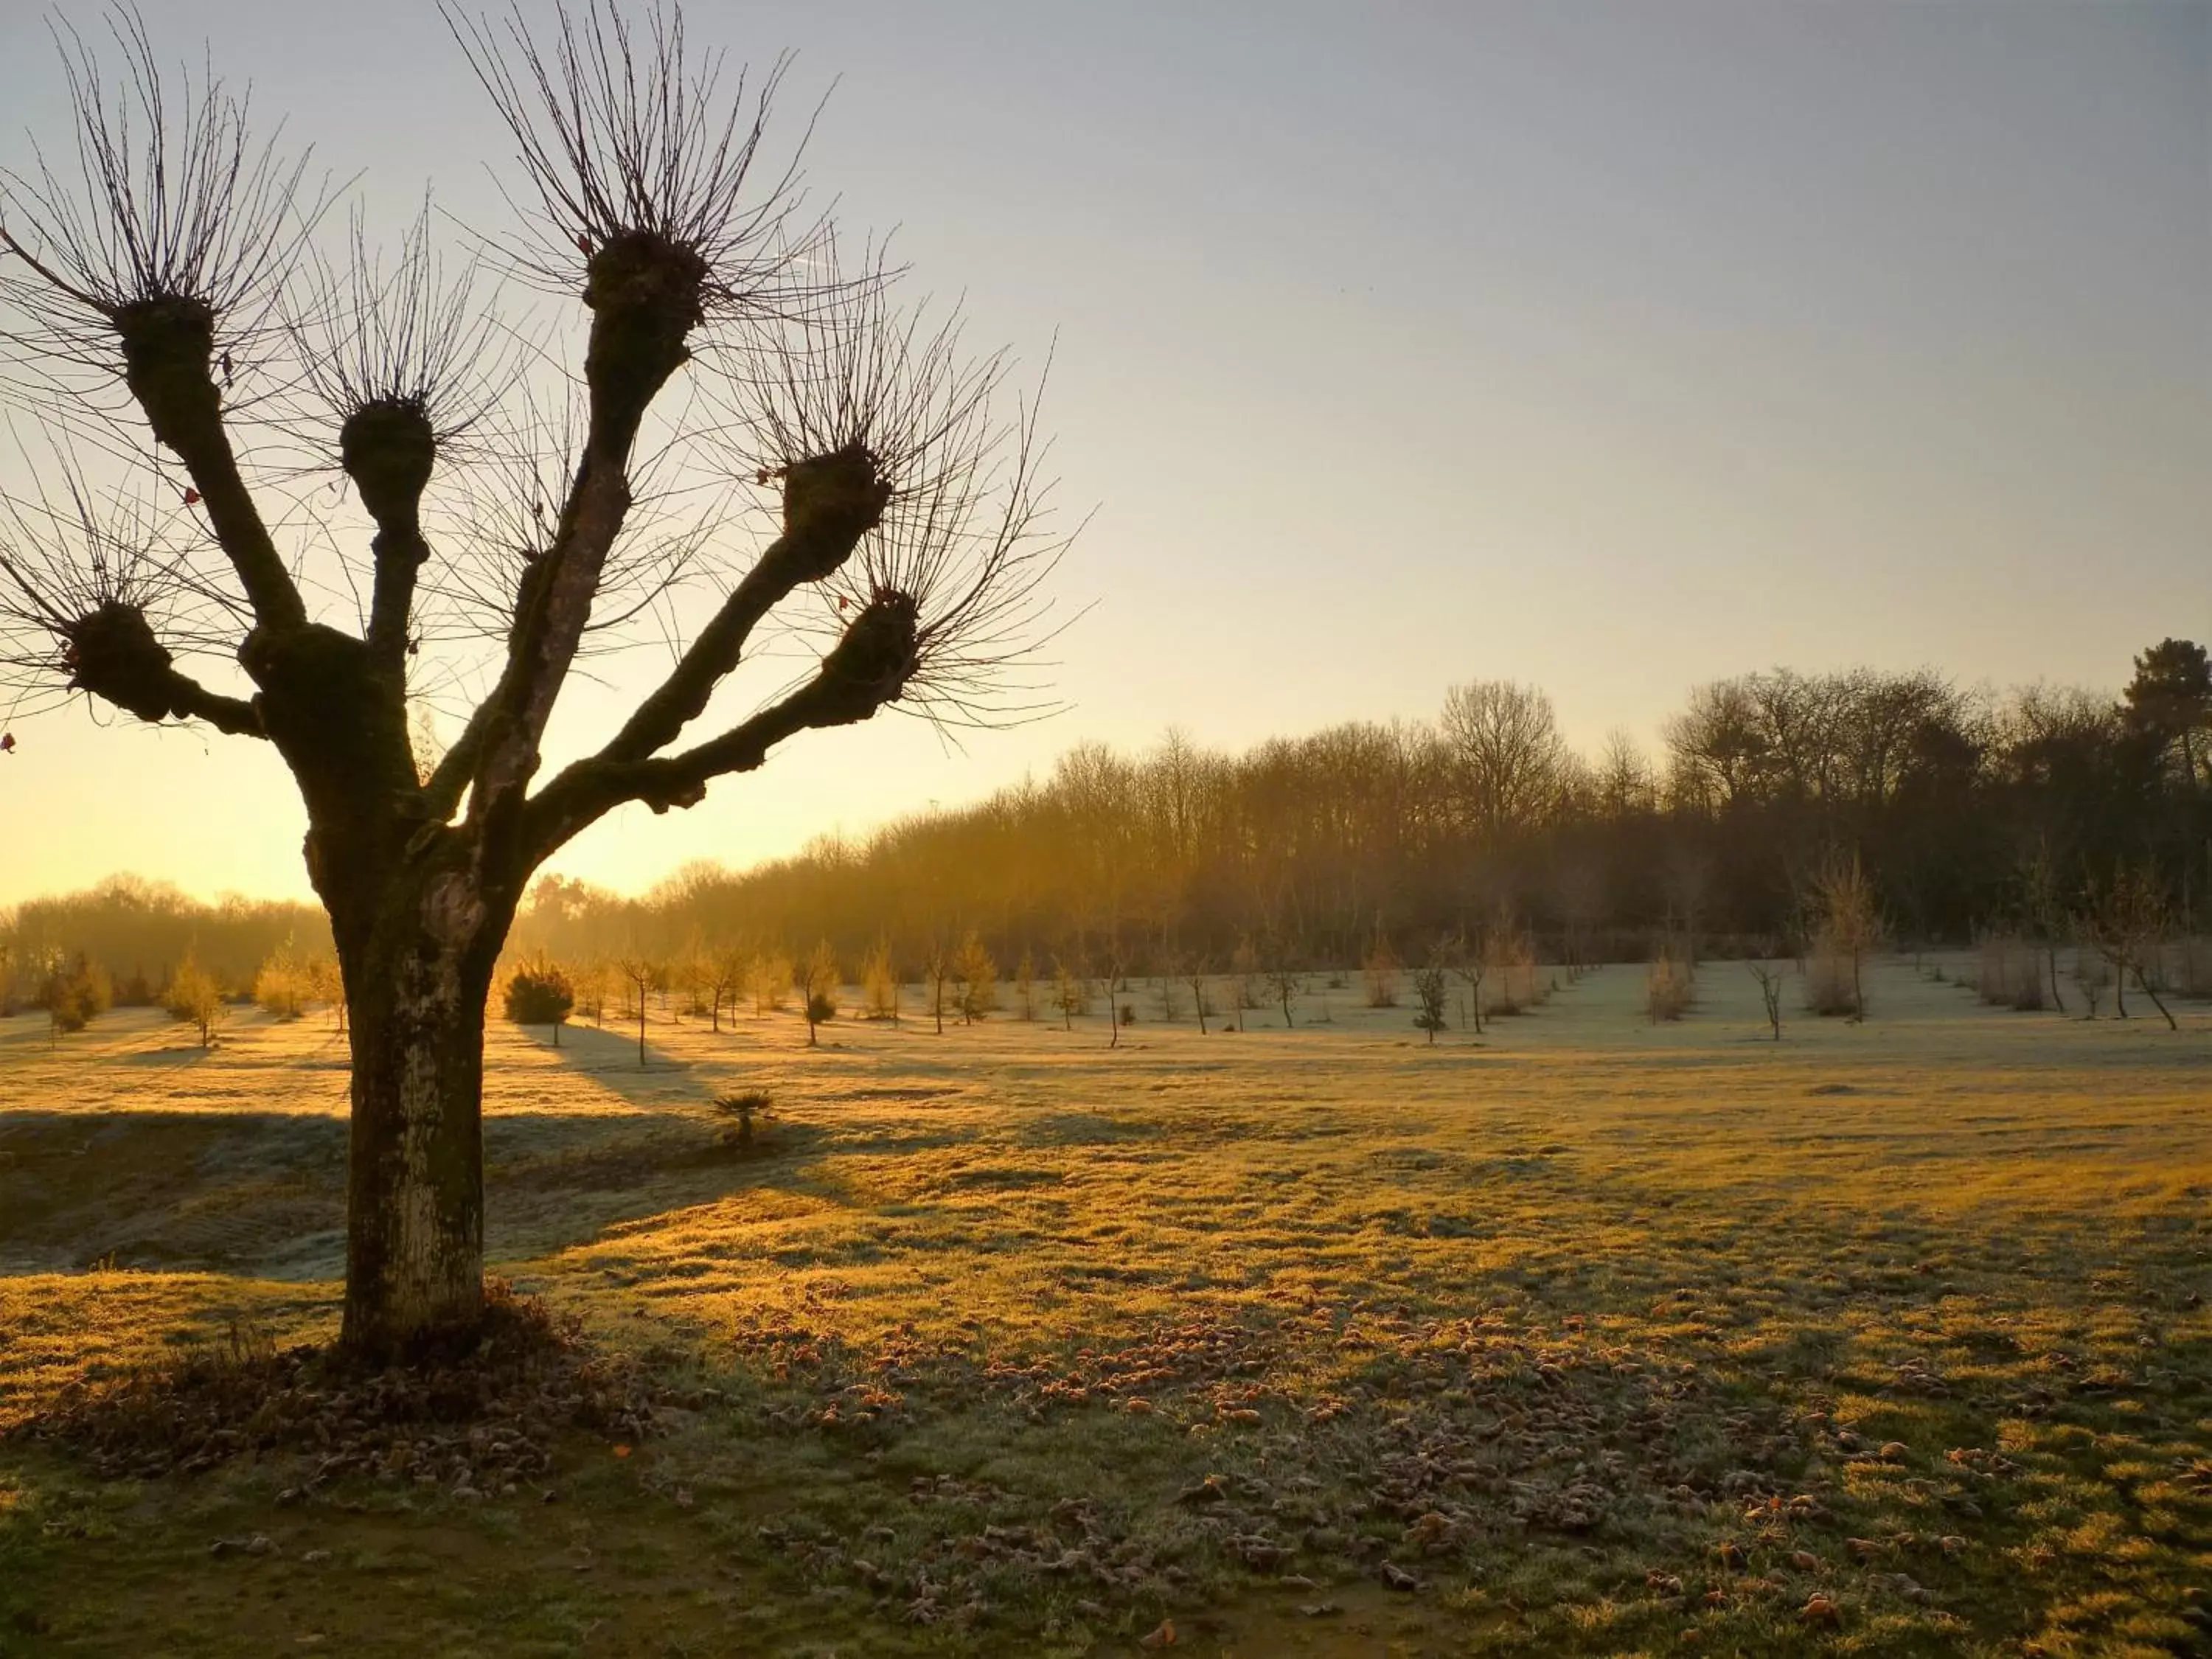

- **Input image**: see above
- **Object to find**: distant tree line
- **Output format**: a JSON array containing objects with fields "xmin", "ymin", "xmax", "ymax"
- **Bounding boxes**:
[
  {"xmin": 0, "ymin": 876, "xmax": 330, "ymax": 1015},
  {"xmin": 9, "ymin": 644, "xmax": 2208, "ymax": 1019},
  {"xmin": 502, "ymin": 642, "xmax": 2212, "ymax": 983}
]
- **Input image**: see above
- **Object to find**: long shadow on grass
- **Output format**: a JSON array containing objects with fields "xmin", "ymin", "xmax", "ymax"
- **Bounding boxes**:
[
  {"xmin": 0, "ymin": 1104, "xmax": 908, "ymax": 1279},
  {"xmin": 519, "ymin": 1018, "xmax": 695, "ymax": 1100}
]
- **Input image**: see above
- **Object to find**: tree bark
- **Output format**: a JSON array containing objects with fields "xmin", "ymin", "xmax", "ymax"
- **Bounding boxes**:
[{"xmin": 336, "ymin": 867, "xmax": 509, "ymax": 1365}]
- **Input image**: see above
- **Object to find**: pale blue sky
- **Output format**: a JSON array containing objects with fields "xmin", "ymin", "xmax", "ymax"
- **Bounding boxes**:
[{"xmin": 1, "ymin": 1, "xmax": 2205, "ymax": 902}]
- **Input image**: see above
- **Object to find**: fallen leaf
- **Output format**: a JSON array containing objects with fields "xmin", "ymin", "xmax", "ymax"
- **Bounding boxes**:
[{"xmin": 1801, "ymin": 1593, "xmax": 1841, "ymax": 1626}]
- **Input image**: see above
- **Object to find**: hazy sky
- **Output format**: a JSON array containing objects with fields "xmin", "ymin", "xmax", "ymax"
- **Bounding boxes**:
[{"xmin": 0, "ymin": 1, "xmax": 2205, "ymax": 905}]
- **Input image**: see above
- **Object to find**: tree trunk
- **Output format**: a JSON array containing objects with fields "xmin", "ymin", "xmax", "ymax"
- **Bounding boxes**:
[
  {"xmin": 340, "ymin": 919, "xmax": 495, "ymax": 1364},
  {"xmin": 321, "ymin": 832, "xmax": 519, "ymax": 1368}
]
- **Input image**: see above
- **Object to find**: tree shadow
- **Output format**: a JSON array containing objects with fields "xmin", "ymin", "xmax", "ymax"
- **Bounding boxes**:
[
  {"xmin": 111, "ymin": 1043, "xmax": 219, "ymax": 1065},
  {"xmin": 522, "ymin": 1018, "xmax": 698, "ymax": 1105},
  {"xmin": 0, "ymin": 1101, "xmax": 897, "ymax": 1282}
]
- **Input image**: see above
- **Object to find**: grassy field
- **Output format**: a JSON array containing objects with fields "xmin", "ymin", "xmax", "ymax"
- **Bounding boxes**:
[{"xmin": 2, "ymin": 959, "xmax": 2208, "ymax": 1657}]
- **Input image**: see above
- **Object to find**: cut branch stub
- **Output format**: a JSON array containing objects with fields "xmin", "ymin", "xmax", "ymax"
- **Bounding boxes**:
[
  {"xmin": 340, "ymin": 400, "xmax": 437, "ymax": 526},
  {"xmin": 63, "ymin": 601, "xmax": 181, "ymax": 721},
  {"xmin": 582, "ymin": 231, "xmax": 707, "ymax": 447},
  {"xmin": 114, "ymin": 297, "xmax": 223, "ymax": 456},
  {"xmin": 813, "ymin": 588, "xmax": 920, "ymax": 723},
  {"xmin": 35, "ymin": 600, "xmax": 262, "ymax": 736},
  {"xmin": 108, "ymin": 291, "xmax": 307, "ymax": 633},
  {"xmin": 778, "ymin": 443, "xmax": 891, "ymax": 562}
]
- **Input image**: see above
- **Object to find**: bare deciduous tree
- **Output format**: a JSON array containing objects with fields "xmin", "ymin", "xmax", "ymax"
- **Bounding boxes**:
[
  {"xmin": 2017, "ymin": 837, "xmax": 2068, "ymax": 1015},
  {"xmin": 1440, "ymin": 680, "xmax": 1565, "ymax": 842},
  {"xmin": 1746, "ymin": 953, "xmax": 1786, "ymax": 1041},
  {"xmin": 615, "ymin": 954, "xmax": 656, "ymax": 1068},
  {"xmin": 164, "ymin": 947, "xmax": 223, "ymax": 1047},
  {"xmin": 707, "ymin": 942, "xmax": 748, "ymax": 1032},
  {"xmin": 1264, "ymin": 951, "xmax": 1300, "ymax": 1030},
  {"xmin": 925, "ymin": 939, "xmax": 953, "ymax": 1035},
  {"xmin": 796, "ymin": 939, "xmax": 838, "ymax": 1045},
  {"xmin": 1183, "ymin": 955, "xmax": 1212, "ymax": 1035},
  {"xmin": 1051, "ymin": 954, "xmax": 1082, "ymax": 1032},
  {"xmin": 1447, "ymin": 926, "xmax": 1486, "ymax": 1035},
  {"xmin": 0, "ymin": 4, "xmax": 1068, "ymax": 1361},
  {"xmin": 2080, "ymin": 864, "xmax": 2177, "ymax": 1031}
]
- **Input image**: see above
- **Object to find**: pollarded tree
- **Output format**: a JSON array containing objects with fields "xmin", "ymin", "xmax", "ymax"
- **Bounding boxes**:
[{"xmin": 0, "ymin": 5, "xmax": 1067, "ymax": 1363}]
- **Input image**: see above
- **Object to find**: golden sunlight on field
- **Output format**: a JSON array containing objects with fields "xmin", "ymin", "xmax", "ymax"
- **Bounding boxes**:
[{"xmin": 4, "ymin": 959, "xmax": 2210, "ymax": 1657}]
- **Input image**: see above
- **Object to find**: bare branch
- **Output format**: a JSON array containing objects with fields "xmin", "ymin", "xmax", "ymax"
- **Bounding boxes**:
[
  {"xmin": 444, "ymin": 0, "xmax": 822, "ymax": 313},
  {"xmin": 0, "ymin": 6, "xmax": 321, "ymax": 345},
  {"xmin": 0, "ymin": 460, "xmax": 262, "ymax": 736},
  {"xmin": 521, "ymin": 587, "xmax": 919, "ymax": 860},
  {"xmin": 0, "ymin": 6, "xmax": 318, "ymax": 632},
  {"xmin": 447, "ymin": 2, "xmax": 839, "ymax": 819},
  {"xmin": 700, "ymin": 244, "xmax": 1078, "ymax": 733},
  {"xmin": 283, "ymin": 199, "xmax": 526, "ymax": 667}
]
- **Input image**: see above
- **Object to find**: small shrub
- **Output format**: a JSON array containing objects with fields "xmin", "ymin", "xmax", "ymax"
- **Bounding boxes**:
[
  {"xmin": 42, "ymin": 953, "xmax": 111, "ymax": 1034},
  {"xmin": 1153, "ymin": 973, "xmax": 1181, "ymax": 1021},
  {"xmin": 1645, "ymin": 951, "xmax": 1694, "ymax": 1022},
  {"xmin": 751, "ymin": 950, "xmax": 791, "ymax": 1015},
  {"xmin": 954, "ymin": 933, "xmax": 998, "ymax": 1023},
  {"xmin": 2071, "ymin": 949, "xmax": 2110, "ymax": 1018},
  {"xmin": 861, "ymin": 940, "xmax": 900, "ymax": 1021},
  {"xmin": 572, "ymin": 961, "xmax": 609, "ymax": 1024},
  {"xmin": 796, "ymin": 942, "xmax": 840, "ymax": 1046},
  {"xmin": 1482, "ymin": 931, "xmax": 1537, "ymax": 1018},
  {"xmin": 504, "ymin": 960, "xmax": 575, "ymax": 1044},
  {"xmin": 166, "ymin": 950, "xmax": 225, "ymax": 1048},
  {"xmin": 1362, "ymin": 933, "xmax": 1400, "ymax": 1008},
  {"xmin": 1229, "ymin": 937, "xmax": 1262, "ymax": 1013},
  {"xmin": 1975, "ymin": 934, "xmax": 2044, "ymax": 1011},
  {"xmin": 1411, "ymin": 959, "xmax": 1449, "ymax": 1043},
  {"xmin": 1051, "ymin": 959, "xmax": 1088, "ymax": 1029},
  {"xmin": 715, "ymin": 1090, "xmax": 772, "ymax": 1152},
  {"xmin": 254, "ymin": 942, "xmax": 307, "ymax": 1020},
  {"xmin": 1804, "ymin": 853, "xmax": 1879, "ymax": 1019},
  {"xmin": 1802, "ymin": 939, "xmax": 1862, "ymax": 1018},
  {"xmin": 2167, "ymin": 936, "xmax": 2212, "ymax": 999}
]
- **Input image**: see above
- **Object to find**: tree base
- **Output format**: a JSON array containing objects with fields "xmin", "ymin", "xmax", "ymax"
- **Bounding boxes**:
[{"xmin": 19, "ymin": 1282, "xmax": 667, "ymax": 1486}]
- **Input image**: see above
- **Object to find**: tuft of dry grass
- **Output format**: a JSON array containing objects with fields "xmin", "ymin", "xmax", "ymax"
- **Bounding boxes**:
[
  {"xmin": 1803, "ymin": 944, "xmax": 1862, "ymax": 1018},
  {"xmin": 1644, "ymin": 952, "xmax": 1694, "ymax": 1022},
  {"xmin": 1975, "ymin": 935, "xmax": 2048, "ymax": 1011}
]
